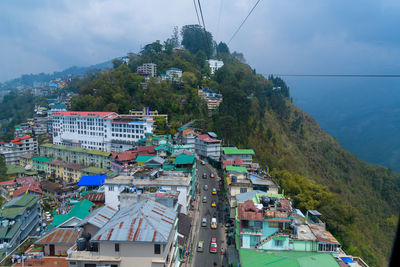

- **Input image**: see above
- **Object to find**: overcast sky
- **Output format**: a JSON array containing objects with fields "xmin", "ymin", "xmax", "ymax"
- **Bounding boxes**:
[{"xmin": 1, "ymin": 0, "xmax": 400, "ymax": 82}]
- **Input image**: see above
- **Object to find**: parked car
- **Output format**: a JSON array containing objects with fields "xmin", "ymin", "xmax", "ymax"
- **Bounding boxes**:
[
  {"xmin": 197, "ymin": 241, "xmax": 204, "ymax": 252},
  {"xmin": 202, "ymin": 196, "xmax": 207, "ymax": 203},
  {"xmin": 211, "ymin": 217, "xmax": 217, "ymax": 229},
  {"xmin": 202, "ymin": 173, "xmax": 207, "ymax": 179},
  {"xmin": 210, "ymin": 237, "xmax": 217, "ymax": 253},
  {"xmin": 204, "ymin": 184, "xmax": 208, "ymax": 191},
  {"xmin": 212, "ymin": 188, "xmax": 217, "ymax": 195},
  {"xmin": 202, "ymin": 217, "xmax": 207, "ymax": 227}
]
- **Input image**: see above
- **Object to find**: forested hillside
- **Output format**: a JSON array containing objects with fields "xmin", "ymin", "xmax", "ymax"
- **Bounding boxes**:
[{"xmin": 67, "ymin": 25, "xmax": 399, "ymax": 266}]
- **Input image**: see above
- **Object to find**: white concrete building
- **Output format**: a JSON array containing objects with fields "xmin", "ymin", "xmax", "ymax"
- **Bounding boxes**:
[
  {"xmin": 207, "ymin": 59, "xmax": 224, "ymax": 74},
  {"xmin": 166, "ymin": 68, "xmax": 183, "ymax": 80},
  {"xmin": 0, "ymin": 136, "xmax": 38, "ymax": 165},
  {"xmin": 51, "ymin": 111, "xmax": 153, "ymax": 152},
  {"xmin": 104, "ymin": 171, "xmax": 192, "ymax": 214},
  {"xmin": 195, "ymin": 133, "xmax": 221, "ymax": 161},
  {"xmin": 137, "ymin": 63, "xmax": 157, "ymax": 77},
  {"xmin": 67, "ymin": 199, "xmax": 179, "ymax": 267}
]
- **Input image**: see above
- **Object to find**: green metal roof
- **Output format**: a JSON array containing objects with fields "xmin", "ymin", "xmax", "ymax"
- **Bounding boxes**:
[
  {"xmin": 225, "ymin": 165, "xmax": 248, "ymax": 173},
  {"xmin": 136, "ymin": 156, "xmax": 155, "ymax": 162},
  {"xmin": 32, "ymin": 156, "xmax": 54, "ymax": 163},
  {"xmin": 0, "ymin": 221, "xmax": 22, "ymax": 239},
  {"xmin": 173, "ymin": 154, "xmax": 195, "ymax": 164},
  {"xmin": 1, "ymin": 195, "xmax": 39, "ymax": 219},
  {"xmin": 6, "ymin": 165, "xmax": 26, "ymax": 175},
  {"xmin": 49, "ymin": 103, "xmax": 67, "ymax": 109},
  {"xmin": 222, "ymin": 147, "xmax": 255, "ymax": 155},
  {"xmin": 155, "ymin": 145, "xmax": 168, "ymax": 150},
  {"xmin": 163, "ymin": 163, "xmax": 175, "ymax": 171},
  {"xmin": 1, "ymin": 208, "xmax": 26, "ymax": 219},
  {"xmin": 81, "ymin": 166, "xmax": 107, "ymax": 174},
  {"xmin": 239, "ymin": 249, "xmax": 340, "ymax": 267},
  {"xmin": 12, "ymin": 195, "xmax": 39, "ymax": 208},
  {"xmin": 40, "ymin": 143, "xmax": 110, "ymax": 157},
  {"xmin": 52, "ymin": 199, "xmax": 93, "ymax": 227}
]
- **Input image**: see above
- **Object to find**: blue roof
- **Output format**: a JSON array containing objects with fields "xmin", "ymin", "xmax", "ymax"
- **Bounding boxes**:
[
  {"xmin": 78, "ymin": 174, "xmax": 107, "ymax": 186},
  {"xmin": 341, "ymin": 257, "xmax": 354, "ymax": 263}
]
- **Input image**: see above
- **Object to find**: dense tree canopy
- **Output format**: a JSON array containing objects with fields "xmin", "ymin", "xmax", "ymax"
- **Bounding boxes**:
[{"xmin": 181, "ymin": 24, "xmax": 214, "ymax": 58}]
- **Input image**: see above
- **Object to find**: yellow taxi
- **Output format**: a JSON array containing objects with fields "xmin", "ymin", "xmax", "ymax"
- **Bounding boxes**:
[
  {"xmin": 211, "ymin": 201, "xmax": 217, "ymax": 207},
  {"xmin": 212, "ymin": 188, "xmax": 217, "ymax": 195},
  {"xmin": 210, "ymin": 172, "xmax": 215, "ymax": 178}
]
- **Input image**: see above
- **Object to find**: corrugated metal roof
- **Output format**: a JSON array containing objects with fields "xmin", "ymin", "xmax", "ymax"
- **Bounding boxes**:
[
  {"xmin": 92, "ymin": 199, "xmax": 176, "ymax": 243},
  {"xmin": 35, "ymin": 228, "xmax": 81, "ymax": 245},
  {"xmin": 309, "ymin": 224, "xmax": 340, "ymax": 245},
  {"xmin": 79, "ymin": 205, "xmax": 117, "ymax": 229}
]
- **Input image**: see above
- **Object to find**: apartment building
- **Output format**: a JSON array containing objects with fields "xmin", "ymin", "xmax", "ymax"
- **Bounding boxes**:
[
  {"xmin": 0, "ymin": 136, "xmax": 38, "ymax": 165},
  {"xmin": 67, "ymin": 199, "xmax": 179, "ymax": 267},
  {"xmin": 40, "ymin": 143, "xmax": 111, "ymax": 169},
  {"xmin": 137, "ymin": 63, "xmax": 157, "ymax": 77},
  {"xmin": 0, "ymin": 195, "xmax": 41, "ymax": 252},
  {"xmin": 207, "ymin": 59, "xmax": 224, "ymax": 74},
  {"xmin": 51, "ymin": 111, "xmax": 153, "ymax": 152},
  {"xmin": 195, "ymin": 133, "xmax": 221, "ymax": 161}
]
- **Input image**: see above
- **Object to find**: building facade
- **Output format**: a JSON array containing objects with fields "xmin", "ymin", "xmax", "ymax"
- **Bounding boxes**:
[
  {"xmin": 0, "ymin": 136, "xmax": 38, "ymax": 165},
  {"xmin": 51, "ymin": 111, "xmax": 153, "ymax": 152},
  {"xmin": 207, "ymin": 59, "xmax": 224, "ymax": 74},
  {"xmin": 195, "ymin": 133, "xmax": 221, "ymax": 160},
  {"xmin": 137, "ymin": 63, "xmax": 157, "ymax": 77}
]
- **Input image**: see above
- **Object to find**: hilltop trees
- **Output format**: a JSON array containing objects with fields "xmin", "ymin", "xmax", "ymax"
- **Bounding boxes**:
[{"xmin": 181, "ymin": 24, "xmax": 214, "ymax": 58}]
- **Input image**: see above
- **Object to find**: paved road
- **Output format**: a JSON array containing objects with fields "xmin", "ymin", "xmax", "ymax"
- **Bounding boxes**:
[{"xmin": 192, "ymin": 160, "xmax": 226, "ymax": 267}]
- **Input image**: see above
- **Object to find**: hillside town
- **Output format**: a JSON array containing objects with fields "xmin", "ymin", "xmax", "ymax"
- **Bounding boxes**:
[{"xmin": 0, "ymin": 61, "xmax": 370, "ymax": 267}]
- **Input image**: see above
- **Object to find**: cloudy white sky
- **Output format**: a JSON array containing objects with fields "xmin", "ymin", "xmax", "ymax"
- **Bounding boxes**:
[{"xmin": 1, "ymin": 0, "xmax": 400, "ymax": 82}]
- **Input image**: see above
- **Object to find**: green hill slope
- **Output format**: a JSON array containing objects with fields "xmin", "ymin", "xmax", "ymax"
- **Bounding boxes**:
[{"xmin": 68, "ymin": 26, "xmax": 399, "ymax": 266}]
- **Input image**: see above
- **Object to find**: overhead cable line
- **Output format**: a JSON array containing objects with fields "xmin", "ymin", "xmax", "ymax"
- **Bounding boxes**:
[
  {"xmin": 216, "ymin": 0, "xmax": 224, "ymax": 40},
  {"xmin": 271, "ymin": 74, "xmax": 400, "ymax": 78},
  {"xmin": 193, "ymin": 0, "xmax": 201, "ymax": 26},
  {"xmin": 228, "ymin": 0, "xmax": 262, "ymax": 44},
  {"xmin": 197, "ymin": 0, "xmax": 211, "ymax": 57}
]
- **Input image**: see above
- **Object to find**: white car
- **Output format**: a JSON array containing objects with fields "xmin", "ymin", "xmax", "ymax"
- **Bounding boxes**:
[{"xmin": 211, "ymin": 217, "xmax": 217, "ymax": 229}]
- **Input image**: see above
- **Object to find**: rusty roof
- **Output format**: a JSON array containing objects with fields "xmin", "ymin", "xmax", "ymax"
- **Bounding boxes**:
[
  {"xmin": 82, "ymin": 192, "xmax": 105, "ymax": 203},
  {"xmin": 79, "ymin": 205, "xmax": 117, "ymax": 229},
  {"xmin": 279, "ymin": 200, "xmax": 292, "ymax": 212},
  {"xmin": 91, "ymin": 199, "xmax": 176, "ymax": 243},
  {"xmin": 309, "ymin": 224, "xmax": 340, "ymax": 245},
  {"xmin": 238, "ymin": 200, "xmax": 264, "ymax": 220},
  {"xmin": 35, "ymin": 228, "xmax": 81, "ymax": 245}
]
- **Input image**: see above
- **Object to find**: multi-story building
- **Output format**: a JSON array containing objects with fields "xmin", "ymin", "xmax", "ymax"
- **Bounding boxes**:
[
  {"xmin": 198, "ymin": 88, "xmax": 223, "ymax": 110},
  {"xmin": 166, "ymin": 68, "xmax": 182, "ymax": 80},
  {"xmin": 195, "ymin": 133, "xmax": 221, "ymax": 161},
  {"xmin": 207, "ymin": 59, "xmax": 224, "ymax": 74},
  {"xmin": 221, "ymin": 147, "xmax": 255, "ymax": 165},
  {"xmin": 67, "ymin": 199, "xmax": 179, "ymax": 267},
  {"xmin": 14, "ymin": 123, "xmax": 33, "ymax": 138},
  {"xmin": 137, "ymin": 63, "xmax": 157, "ymax": 77},
  {"xmin": 0, "ymin": 136, "xmax": 38, "ymax": 165},
  {"xmin": 40, "ymin": 143, "xmax": 111, "ymax": 169},
  {"xmin": 18, "ymin": 153, "xmax": 37, "ymax": 168},
  {"xmin": 104, "ymin": 170, "xmax": 194, "ymax": 214},
  {"xmin": 0, "ymin": 195, "xmax": 41, "ymax": 253},
  {"xmin": 236, "ymin": 198, "xmax": 341, "ymax": 254},
  {"xmin": 32, "ymin": 156, "xmax": 54, "ymax": 172},
  {"xmin": 51, "ymin": 111, "xmax": 153, "ymax": 152},
  {"xmin": 129, "ymin": 108, "xmax": 168, "ymax": 124},
  {"xmin": 46, "ymin": 160, "xmax": 87, "ymax": 182}
]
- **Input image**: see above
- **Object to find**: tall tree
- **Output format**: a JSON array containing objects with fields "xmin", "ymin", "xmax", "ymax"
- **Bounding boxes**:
[
  {"xmin": 0, "ymin": 156, "xmax": 6, "ymax": 181},
  {"xmin": 181, "ymin": 25, "xmax": 213, "ymax": 58}
]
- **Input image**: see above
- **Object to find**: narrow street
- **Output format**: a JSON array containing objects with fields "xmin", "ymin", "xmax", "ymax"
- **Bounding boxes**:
[{"xmin": 192, "ymin": 160, "xmax": 226, "ymax": 267}]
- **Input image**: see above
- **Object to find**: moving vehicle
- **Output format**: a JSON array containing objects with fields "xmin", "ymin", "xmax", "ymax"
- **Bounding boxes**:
[
  {"xmin": 212, "ymin": 188, "xmax": 217, "ymax": 195},
  {"xmin": 202, "ymin": 217, "xmax": 207, "ymax": 227},
  {"xmin": 210, "ymin": 237, "xmax": 217, "ymax": 253},
  {"xmin": 211, "ymin": 217, "xmax": 217, "ymax": 229},
  {"xmin": 203, "ymin": 184, "xmax": 208, "ymax": 191},
  {"xmin": 202, "ymin": 196, "xmax": 207, "ymax": 203},
  {"xmin": 201, "ymin": 160, "xmax": 206, "ymax": 165},
  {"xmin": 202, "ymin": 173, "xmax": 207, "ymax": 179},
  {"xmin": 197, "ymin": 241, "xmax": 204, "ymax": 252},
  {"xmin": 210, "ymin": 172, "xmax": 215, "ymax": 178},
  {"xmin": 211, "ymin": 201, "xmax": 216, "ymax": 207}
]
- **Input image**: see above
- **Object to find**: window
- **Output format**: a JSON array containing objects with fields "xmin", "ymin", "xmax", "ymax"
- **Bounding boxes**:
[
  {"xmin": 240, "ymin": 188, "xmax": 247, "ymax": 193},
  {"xmin": 115, "ymin": 243, "xmax": 119, "ymax": 252},
  {"xmin": 274, "ymin": 240, "xmax": 283, "ymax": 246},
  {"xmin": 254, "ymin": 236, "xmax": 261, "ymax": 243},
  {"xmin": 109, "ymin": 185, "xmax": 114, "ymax": 191},
  {"xmin": 154, "ymin": 244, "xmax": 161, "ymax": 254}
]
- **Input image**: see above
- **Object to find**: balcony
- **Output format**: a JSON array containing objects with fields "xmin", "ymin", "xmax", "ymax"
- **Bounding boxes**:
[
  {"xmin": 68, "ymin": 245, "xmax": 120, "ymax": 262},
  {"xmin": 240, "ymin": 227, "xmax": 263, "ymax": 235}
]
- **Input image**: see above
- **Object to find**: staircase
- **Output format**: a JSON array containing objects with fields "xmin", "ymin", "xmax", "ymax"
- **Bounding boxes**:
[{"xmin": 255, "ymin": 232, "xmax": 280, "ymax": 249}]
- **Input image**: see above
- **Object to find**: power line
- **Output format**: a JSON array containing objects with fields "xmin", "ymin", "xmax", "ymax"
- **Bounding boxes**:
[
  {"xmin": 197, "ymin": 0, "xmax": 211, "ymax": 56},
  {"xmin": 193, "ymin": 0, "xmax": 201, "ymax": 26},
  {"xmin": 271, "ymin": 74, "xmax": 400, "ymax": 78},
  {"xmin": 216, "ymin": 0, "xmax": 224, "ymax": 40},
  {"xmin": 228, "ymin": 0, "xmax": 262, "ymax": 45}
]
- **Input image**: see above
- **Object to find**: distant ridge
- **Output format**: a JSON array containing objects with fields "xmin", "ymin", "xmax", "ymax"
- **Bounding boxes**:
[{"xmin": 1, "ymin": 59, "xmax": 114, "ymax": 89}]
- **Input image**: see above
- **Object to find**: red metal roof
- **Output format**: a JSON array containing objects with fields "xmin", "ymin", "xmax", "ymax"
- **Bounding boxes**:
[
  {"xmin": 52, "ymin": 111, "xmax": 118, "ymax": 119},
  {"xmin": 279, "ymin": 200, "xmax": 292, "ymax": 212},
  {"xmin": 13, "ymin": 184, "xmax": 43, "ymax": 197},
  {"xmin": 238, "ymin": 200, "xmax": 264, "ymax": 220},
  {"xmin": 197, "ymin": 134, "xmax": 221, "ymax": 143},
  {"xmin": 35, "ymin": 228, "xmax": 81, "ymax": 245},
  {"xmin": 0, "ymin": 179, "xmax": 16, "ymax": 186}
]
